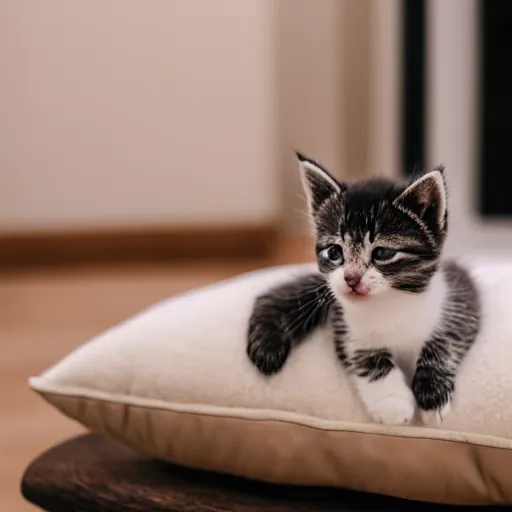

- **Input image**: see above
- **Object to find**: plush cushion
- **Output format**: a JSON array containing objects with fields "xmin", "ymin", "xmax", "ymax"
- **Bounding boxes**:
[{"xmin": 30, "ymin": 262, "xmax": 512, "ymax": 506}]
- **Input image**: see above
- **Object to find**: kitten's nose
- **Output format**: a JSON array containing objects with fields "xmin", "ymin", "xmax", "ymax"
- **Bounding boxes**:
[{"xmin": 344, "ymin": 272, "xmax": 363, "ymax": 289}]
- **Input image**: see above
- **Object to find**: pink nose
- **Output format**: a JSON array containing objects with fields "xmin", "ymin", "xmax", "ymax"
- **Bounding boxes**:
[{"xmin": 345, "ymin": 272, "xmax": 363, "ymax": 289}]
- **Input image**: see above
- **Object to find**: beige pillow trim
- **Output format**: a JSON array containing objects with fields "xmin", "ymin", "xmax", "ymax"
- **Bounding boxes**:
[
  {"xmin": 29, "ymin": 377, "xmax": 512, "ymax": 449},
  {"xmin": 31, "ymin": 378, "xmax": 512, "ymax": 505}
]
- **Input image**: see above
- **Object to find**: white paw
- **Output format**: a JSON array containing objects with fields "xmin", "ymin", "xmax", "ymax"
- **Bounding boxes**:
[
  {"xmin": 355, "ymin": 370, "xmax": 416, "ymax": 426},
  {"xmin": 367, "ymin": 394, "xmax": 416, "ymax": 426},
  {"xmin": 420, "ymin": 401, "xmax": 452, "ymax": 427}
]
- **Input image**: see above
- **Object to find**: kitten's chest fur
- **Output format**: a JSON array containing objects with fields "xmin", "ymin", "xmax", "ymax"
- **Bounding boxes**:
[{"xmin": 337, "ymin": 271, "xmax": 447, "ymax": 374}]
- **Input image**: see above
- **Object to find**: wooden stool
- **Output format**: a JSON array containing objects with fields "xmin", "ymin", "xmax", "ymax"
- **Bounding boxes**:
[{"xmin": 21, "ymin": 433, "xmax": 495, "ymax": 511}]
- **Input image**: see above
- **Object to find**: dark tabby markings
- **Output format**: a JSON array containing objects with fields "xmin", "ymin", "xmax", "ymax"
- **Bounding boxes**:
[
  {"xmin": 412, "ymin": 261, "xmax": 480, "ymax": 411},
  {"xmin": 333, "ymin": 260, "xmax": 480, "ymax": 413},
  {"xmin": 247, "ymin": 154, "xmax": 481, "ymax": 421},
  {"xmin": 248, "ymin": 260, "xmax": 480, "ymax": 415},
  {"xmin": 330, "ymin": 303, "xmax": 348, "ymax": 364},
  {"xmin": 331, "ymin": 304, "xmax": 398, "ymax": 388},
  {"xmin": 247, "ymin": 273, "xmax": 334, "ymax": 375},
  {"xmin": 350, "ymin": 349, "xmax": 395, "ymax": 382}
]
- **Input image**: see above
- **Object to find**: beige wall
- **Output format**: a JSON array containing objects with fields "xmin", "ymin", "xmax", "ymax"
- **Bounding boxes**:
[
  {"xmin": 276, "ymin": 0, "xmax": 344, "ymax": 233},
  {"xmin": 1, "ymin": 0, "xmax": 278, "ymax": 231},
  {"xmin": 2, "ymin": 0, "xmax": 401, "ymax": 234},
  {"xmin": 367, "ymin": 0, "xmax": 402, "ymax": 180},
  {"xmin": 277, "ymin": 0, "xmax": 401, "ymax": 233}
]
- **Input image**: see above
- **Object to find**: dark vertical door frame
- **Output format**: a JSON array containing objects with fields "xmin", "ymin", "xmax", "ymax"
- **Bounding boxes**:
[
  {"xmin": 401, "ymin": 1, "xmax": 512, "ymax": 219},
  {"xmin": 478, "ymin": 0, "xmax": 512, "ymax": 217},
  {"xmin": 402, "ymin": 0, "xmax": 426, "ymax": 176}
]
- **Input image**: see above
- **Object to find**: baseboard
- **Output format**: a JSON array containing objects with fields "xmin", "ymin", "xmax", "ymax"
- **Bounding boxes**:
[{"xmin": 0, "ymin": 222, "xmax": 279, "ymax": 269}]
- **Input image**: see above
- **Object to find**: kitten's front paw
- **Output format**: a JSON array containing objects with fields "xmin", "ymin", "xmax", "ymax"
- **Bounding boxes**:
[
  {"xmin": 366, "ymin": 393, "xmax": 416, "ymax": 426},
  {"xmin": 247, "ymin": 326, "xmax": 290, "ymax": 376},
  {"xmin": 357, "ymin": 370, "xmax": 416, "ymax": 426},
  {"xmin": 412, "ymin": 370, "xmax": 454, "ymax": 427}
]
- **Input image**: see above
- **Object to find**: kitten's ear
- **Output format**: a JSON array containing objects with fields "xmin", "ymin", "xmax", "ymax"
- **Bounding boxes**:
[
  {"xmin": 393, "ymin": 166, "xmax": 448, "ymax": 232},
  {"xmin": 297, "ymin": 152, "xmax": 342, "ymax": 214}
]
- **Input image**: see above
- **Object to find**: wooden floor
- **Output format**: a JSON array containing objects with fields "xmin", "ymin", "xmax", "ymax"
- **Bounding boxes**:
[{"xmin": 0, "ymin": 239, "xmax": 313, "ymax": 510}]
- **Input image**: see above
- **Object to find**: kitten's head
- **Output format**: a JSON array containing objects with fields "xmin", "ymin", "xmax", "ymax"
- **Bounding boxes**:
[{"xmin": 297, "ymin": 152, "xmax": 448, "ymax": 303}]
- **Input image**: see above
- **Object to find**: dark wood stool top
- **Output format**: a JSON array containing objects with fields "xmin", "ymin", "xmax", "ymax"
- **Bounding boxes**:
[{"xmin": 21, "ymin": 433, "xmax": 503, "ymax": 511}]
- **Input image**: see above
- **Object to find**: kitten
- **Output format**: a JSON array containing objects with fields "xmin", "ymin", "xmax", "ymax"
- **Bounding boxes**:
[{"xmin": 247, "ymin": 153, "xmax": 480, "ymax": 427}]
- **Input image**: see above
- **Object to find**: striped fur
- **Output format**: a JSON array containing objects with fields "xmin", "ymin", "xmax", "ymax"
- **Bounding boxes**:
[{"xmin": 246, "ymin": 154, "xmax": 480, "ymax": 426}]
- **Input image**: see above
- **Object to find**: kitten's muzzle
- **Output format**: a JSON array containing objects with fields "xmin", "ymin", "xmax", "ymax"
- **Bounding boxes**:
[
  {"xmin": 344, "ymin": 272, "xmax": 369, "ymax": 296},
  {"xmin": 344, "ymin": 272, "xmax": 363, "ymax": 289}
]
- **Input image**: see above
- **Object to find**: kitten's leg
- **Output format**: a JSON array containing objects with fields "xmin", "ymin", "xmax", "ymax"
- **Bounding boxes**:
[
  {"xmin": 412, "ymin": 262, "xmax": 480, "ymax": 426},
  {"xmin": 331, "ymin": 306, "xmax": 416, "ymax": 425},
  {"xmin": 412, "ymin": 337, "xmax": 455, "ymax": 426},
  {"xmin": 350, "ymin": 349, "xmax": 416, "ymax": 425},
  {"xmin": 247, "ymin": 272, "xmax": 333, "ymax": 375},
  {"xmin": 413, "ymin": 331, "xmax": 478, "ymax": 426}
]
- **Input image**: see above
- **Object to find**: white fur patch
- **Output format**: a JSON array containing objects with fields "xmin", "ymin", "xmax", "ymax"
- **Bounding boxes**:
[
  {"xmin": 354, "ymin": 368, "xmax": 416, "ymax": 425},
  {"xmin": 338, "ymin": 271, "xmax": 448, "ymax": 374},
  {"xmin": 330, "ymin": 265, "xmax": 448, "ymax": 425}
]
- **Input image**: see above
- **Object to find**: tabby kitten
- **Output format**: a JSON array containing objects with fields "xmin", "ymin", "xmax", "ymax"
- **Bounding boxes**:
[{"xmin": 247, "ymin": 153, "xmax": 480, "ymax": 427}]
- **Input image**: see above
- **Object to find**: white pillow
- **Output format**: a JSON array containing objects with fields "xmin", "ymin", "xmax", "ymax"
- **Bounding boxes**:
[{"xmin": 30, "ymin": 262, "xmax": 512, "ymax": 505}]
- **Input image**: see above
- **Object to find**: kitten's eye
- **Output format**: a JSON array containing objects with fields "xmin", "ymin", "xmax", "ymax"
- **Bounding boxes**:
[
  {"xmin": 322, "ymin": 245, "xmax": 344, "ymax": 265},
  {"xmin": 372, "ymin": 247, "xmax": 397, "ymax": 262}
]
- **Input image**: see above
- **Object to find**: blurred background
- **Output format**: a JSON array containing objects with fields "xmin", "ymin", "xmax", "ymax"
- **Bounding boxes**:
[{"xmin": 2, "ymin": 0, "xmax": 511, "ymax": 509}]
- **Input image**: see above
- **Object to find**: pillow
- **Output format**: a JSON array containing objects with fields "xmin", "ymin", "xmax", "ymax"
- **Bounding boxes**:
[{"xmin": 30, "ymin": 261, "xmax": 512, "ymax": 506}]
